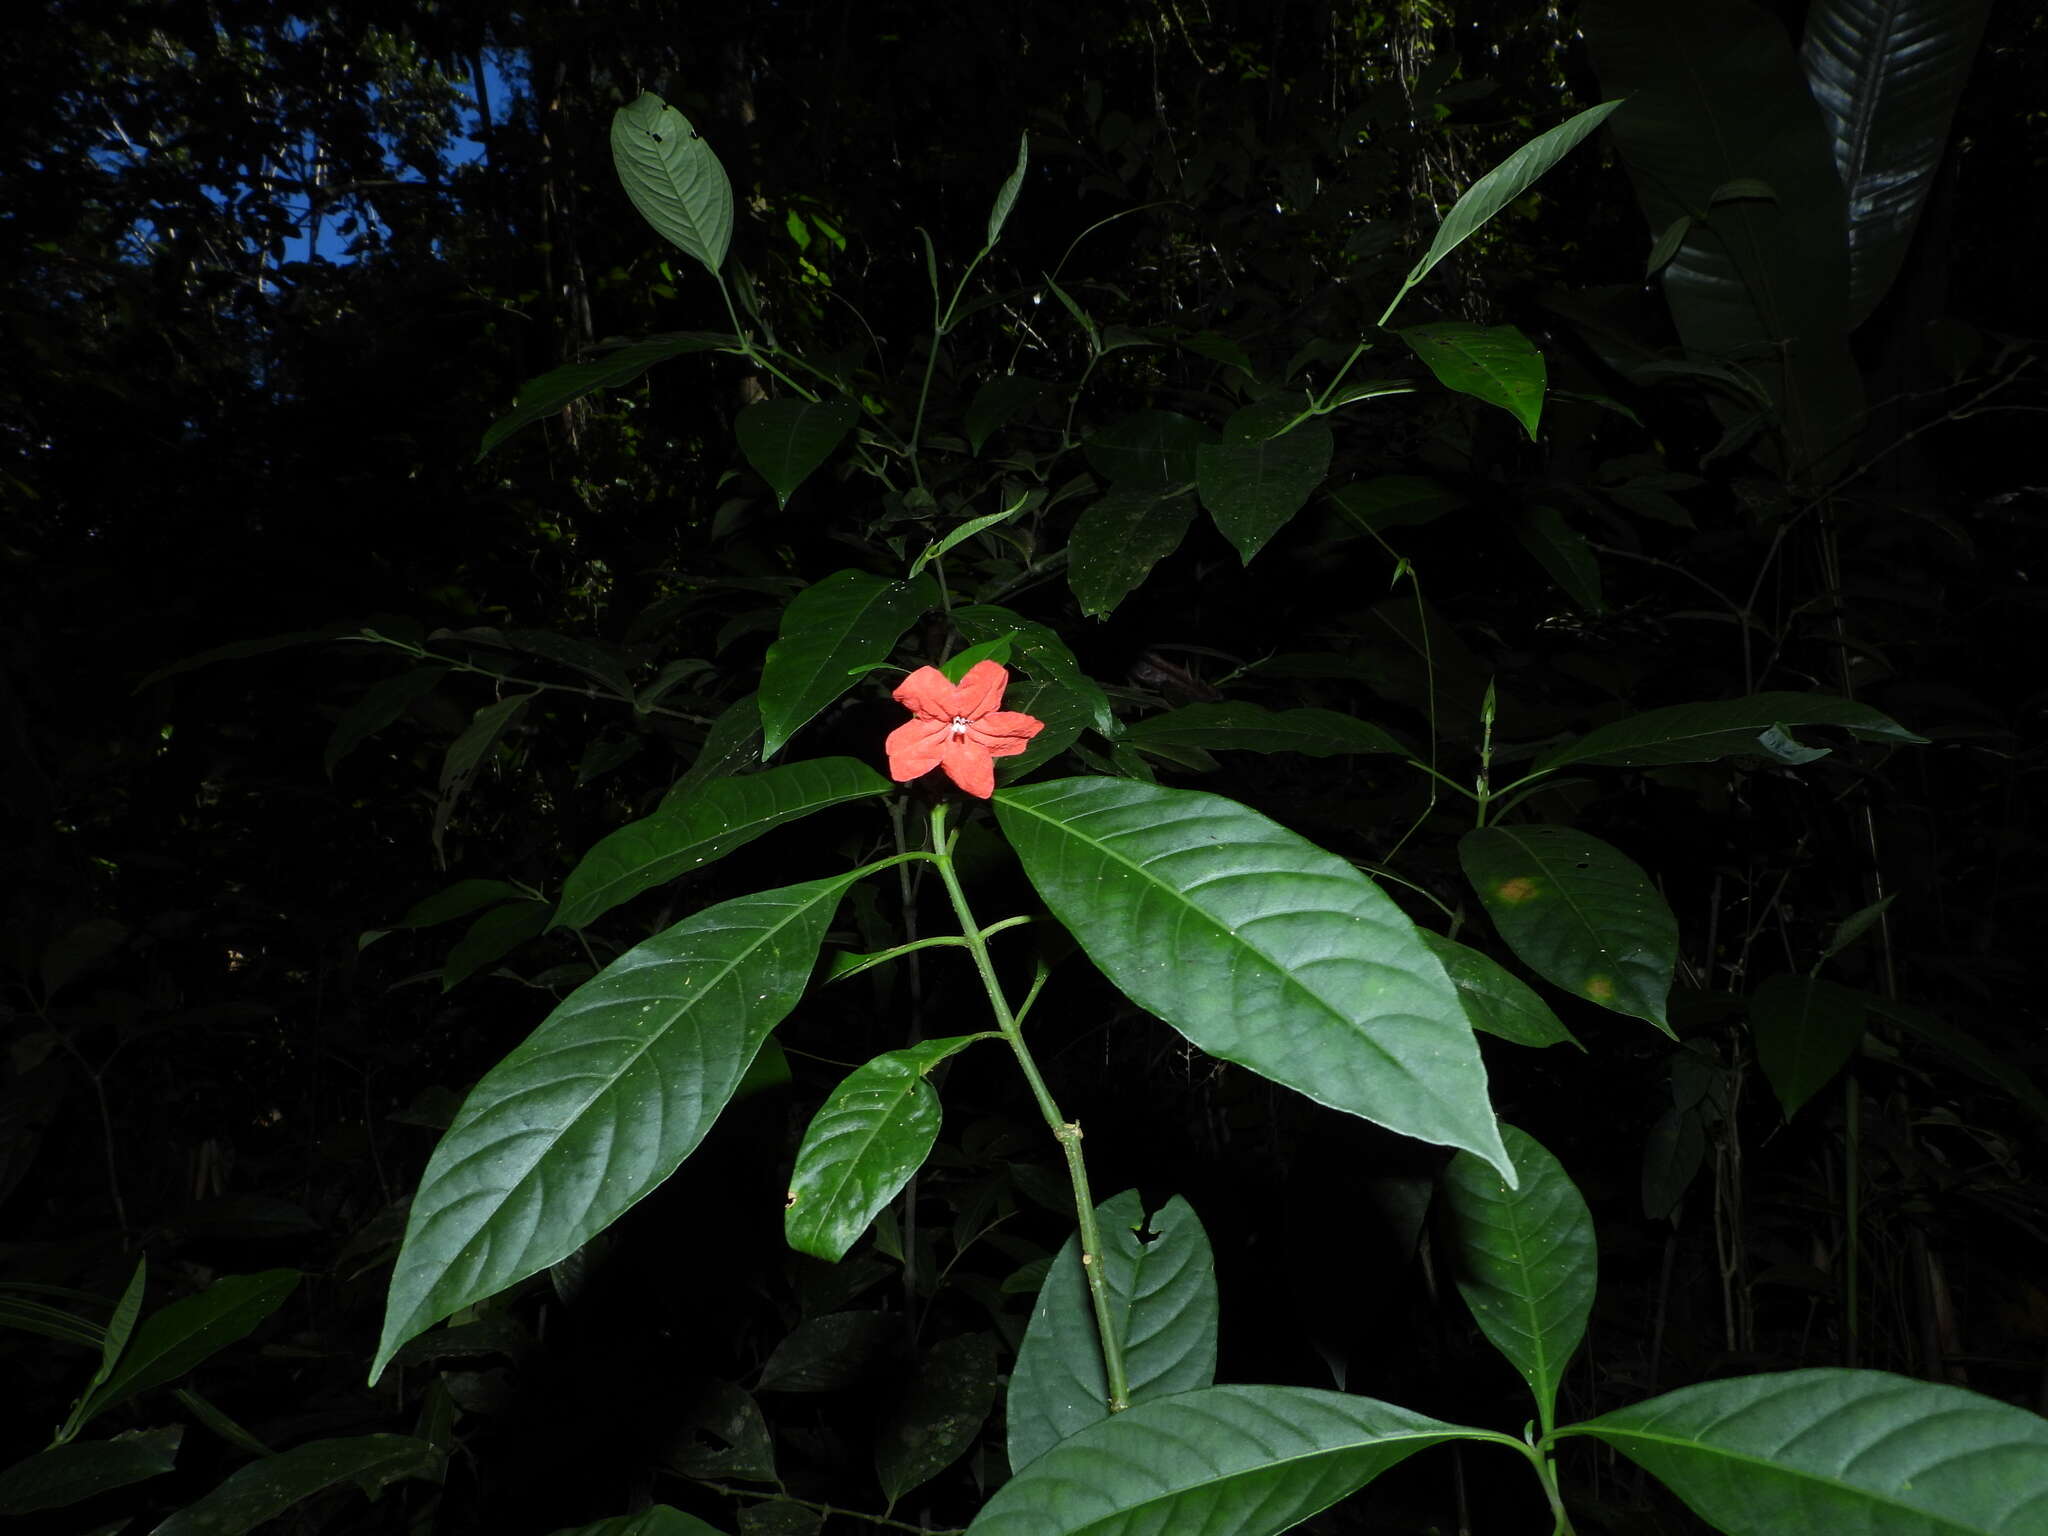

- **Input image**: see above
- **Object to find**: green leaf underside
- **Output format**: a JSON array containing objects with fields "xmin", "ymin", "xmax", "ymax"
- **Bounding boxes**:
[
  {"xmin": 1400, "ymin": 323, "xmax": 1547, "ymax": 440},
  {"xmin": 1125, "ymin": 702, "xmax": 1402, "ymax": 759},
  {"xmin": 153, "ymin": 1434, "xmax": 440, "ymax": 1536},
  {"xmin": 996, "ymin": 779, "xmax": 1511, "ymax": 1179},
  {"xmin": 1460, "ymin": 824, "xmax": 1677, "ymax": 1033},
  {"xmin": 1566, "ymin": 1368, "xmax": 2048, "ymax": 1535},
  {"xmin": 1442, "ymin": 1126, "xmax": 1595, "ymax": 1430},
  {"xmin": 1420, "ymin": 933, "xmax": 1579, "ymax": 1049},
  {"xmin": 1198, "ymin": 419, "xmax": 1334, "ymax": 563},
  {"xmin": 985, "ymin": 133, "xmax": 1030, "ymax": 249},
  {"xmin": 80, "ymin": 1271, "xmax": 300, "ymax": 1426},
  {"xmin": 785, "ymin": 1035, "xmax": 984, "ymax": 1262},
  {"xmin": 1068, "ymin": 487, "xmax": 1197, "ymax": 619},
  {"xmin": 0, "ymin": 1429, "xmax": 182, "ymax": 1515},
  {"xmin": 967, "ymin": 1384, "xmax": 1482, "ymax": 1536},
  {"xmin": 556, "ymin": 758, "xmax": 891, "ymax": 930},
  {"xmin": 478, "ymin": 333, "xmax": 734, "ymax": 459},
  {"xmin": 759, "ymin": 571, "xmax": 938, "ymax": 759},
  {"xmin": 736, "ymin": 399, "xmax": 860, "ymax": 507},
  {"xmin": 1007, "ymin": 1191, "xmax": 1218, "ymax": 1474},
  {"xmin": 611, "ymin": 93, "xmax": 733, "ymax": 274},
  {"xmin": 372, "ymin": 872, "xmax": 862, "ymax": 1380},
  {"xmin": 1751, "ymin": 974, "xmax": 1866, "ymax": 1120},
  {"xmin": 1535, "ymin": 692, "xmax": 1925, "ymax": 772}
]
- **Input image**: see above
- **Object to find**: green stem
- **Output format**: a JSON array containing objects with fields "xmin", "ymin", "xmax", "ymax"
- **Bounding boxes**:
[{"xmin": 927, "ymin": 801, "xmax": 1130, "ymax": 1412}]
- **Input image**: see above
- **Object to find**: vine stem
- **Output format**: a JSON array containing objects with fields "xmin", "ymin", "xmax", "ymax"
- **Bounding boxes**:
[{"xmin": 927, "ymin": 800, "xmax": 1131, "ymax": 1412}]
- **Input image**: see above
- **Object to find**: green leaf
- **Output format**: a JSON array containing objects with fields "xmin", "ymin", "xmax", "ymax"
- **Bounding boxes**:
[
  {"xmin": 758, "ymin": 1312, "xmax": 892, "ymax": 1392},
  {"xmin": 550, "ymin": 1508, "xmax": 733, "ymax": 1536},
  {"xmin": 964, "ymin": 375, "xmax": 1047, "ymax": 455},
  {"xmin": 395, "ymin": 879, "xmax": 523, "ymax": 931},
  {"xmin": 1460, "ymin": 825, "xmax": 1677, "ymax": 1033},
  {"xmin": 153, "ymin": 1434, "xmax": 441, "ymax": 1536},
  {"xmin": 1198, "ymin": 416, "xmax": 1334, "ymax": 562},
  {"xmin": 441, "ymin": 900, "xmax": 551, "ymax": 991},
  {"xmin": 736, "ymin": 399, "xmax": 860, "ymax": 508},
  {"xmin": 326, "ymin": 667, "xmax": 446, "ymax": 777},
  {"xmin": 611, "ymin": 94, "xmax": 734, "ymax": 276},
  {"xmin": 1124, "ymin": 702, "xmax": 1402, "ymax": 759},
  {"xmin": 996, "ymin": 678, "xmax": 1094, "ymax": 782},
  {"xmin": 967, "ymin": 1385, "xmax": 1485, "ymax": 1536},
  {"xmin": 665, "ymin": 1382, "xmax": 776, "ymax": 1484},
  {"xmin": 1820, "ymin": 893, "xmax": 1895, "ymax": 963},
  {"xmin": 1642, "ymin": 1102, "xmax": 1708, "ymax": 1221},
  {"xmin": 1533, "ymin": 692, "xmax": 1926, "ymax": 773},
  {"xmin": 1863, "ymin": 995, "xmax": 2048, "ymax": 1124},
  {"xmin": 785, "ymin": 1035, "xmax": 987, "ymax": 1263},
  {"xmin": 1400, "ymin": 323, "xmax": 1547, "ymax": 441},
  {"xmin": 759, "ymin": 572, "xmax": 938, "ymax": 759},
  {"xmin": 1326, "ymin": 475, "xmax": 1463, "ymax": 537},
  {"xmin": 664, "ymin": 693, "xmax": 764, "ymax": 808},
  {"xmin": 876, "ymin": 1332, "xmax": 999, "ymax": 1505},
  {"xmin": 372, "ymin": 873, "xmax": 866, "ymax": 1381},
  {"xmin": 954, "ymin": 606, "xmax": 1117, "ymax": 737},
  {"xmin": 1751, "ymin": 974, "xmax": 1866, "ymax": 1120},
  {"xmin": 1563, "ymin": 1368, "xmax": 2048, "ymax": 1535},
  {"xmin": 1512, "ymin": 504, "xmax": 1604, "ymax": 611},
  {"xmin": 1068, "ymin": 487, "xmax": 1196, "ymax": 619},
  {"xmin": 996, "ymin": 779, "xmax": 1511, "ymax": 1179},
  {"xmin": 1645, "ymin": 213, "xmax": 1693, "ymax": 278},
  {"xmin": 1420, "ymin": 933, "xmax": 1580, "ymax": 1050},
  {"xmin": 1802, "ymin": 0, "xmax": 1992, "ymax": 329},
  {"xmin": 75, "ymin": 1271, "xmax": 299, "ymax": 1430},
  {"xmin": 557, "ymin": 758, "xmax": 892, "ymax": 930},
  {"xmin": 1387, "ymin": 100, "xmax": 1626, "ymax": 321},
  {"xmin": 1442, "ymin": 1126, "xmax": 1595, "ymax": 1433},
  {"xmin": 433, "ymin": 694, "xmax": 531, "ymax": 862},
  {"xmin": 477, "ymin": 333, "xmax": 736, "ymax": 459},
  {"xmin": 1007, "ymin": 1191, "xmax": 1218, "ymax": 1473},
  {"xmin": 1082, "ymin": 410, "xmax": 1211, "ymax": 490},
  {"xmin": 940, "ymin": 635, "xmax": 1014, "ymax": 683},
  {"xmin": 84, "ymin": 1256, "xmax": 147, "ymax": 1408},
  {"xmin": 910, "ymin": 500, "xmax": 1027, "ymax": 580},
  {"xmin": 0, "ymin": 1428, "xmax": 181, "ymax": 1515},
  {"xmin": 985, "ymin": 133, "xmax": 1029, "ymax": 249}
]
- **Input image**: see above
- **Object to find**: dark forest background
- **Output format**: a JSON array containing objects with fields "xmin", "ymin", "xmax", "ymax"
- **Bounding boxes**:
[{"xmin": 4, "ymin": 1, "xmax": 2046, "ymax": 1532}]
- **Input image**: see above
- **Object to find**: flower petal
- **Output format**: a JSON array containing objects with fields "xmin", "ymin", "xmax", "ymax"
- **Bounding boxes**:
[
  {"xmin": 941, "ymin": 738, "xmax": 997, "ymax": 798},
  {"xmin": 885, "ymin": 718, "xmax": 951, "ymax": 782},
  {"xmin": 950, "ymin": 660, "xmax": 1012, "ymax": 719},
  {"xmin": 892, "ymin": 666, "xmax": 958, "ymax": 719},
  {"xmin": 972, "ymin": 709, "xmax": 1044, "ymax": 742}
]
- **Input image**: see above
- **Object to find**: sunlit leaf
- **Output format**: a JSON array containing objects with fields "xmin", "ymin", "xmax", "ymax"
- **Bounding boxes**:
[
  {"xmin": 611, "ymin": 94, "xmax": 733, "ymax": 275},
  {"xmin": 1400, "ymin": 322, "xmax": 1547, "ymax": 441}
]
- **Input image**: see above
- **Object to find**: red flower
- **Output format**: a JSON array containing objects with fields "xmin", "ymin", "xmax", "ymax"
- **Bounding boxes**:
[{"xmin": 885, "ymin": 661, "xmax": 1044, "ymax": 799}]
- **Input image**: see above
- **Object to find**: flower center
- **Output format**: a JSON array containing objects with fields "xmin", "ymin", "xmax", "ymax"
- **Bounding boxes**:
[{"xmin": 949, "ymin": 715, "xmax": 972, "ymax": 738}]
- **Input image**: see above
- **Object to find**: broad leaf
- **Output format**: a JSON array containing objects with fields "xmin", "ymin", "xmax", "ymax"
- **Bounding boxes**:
[
  {"xmin": 76, "ymin": 1271, "xmax": 299, "ymax": 1428},
  {"xmin": 757, "ymin": 1311, "xmax": 892, "ymax": 1392},
  {"xmin": 876, "ymin": 1332, "xmax": 999, "ymax": 1504},
  {"xmin": 1124, "ymin": 702, "xmax": 1402, "ymax": 760},
  {"xmin": 964, "ymin": 374, "xmax": 1047, "ymax": 455},
  {"xmin": 326, "ymin": 667, "xmax": 447, "ymax": 776},
  {"xmin": 758, "ymin": 571, "xmax": 937, "ymax": 759},
  {"xmin": 477, "ymin": 333, "xmax": 736, "ymax": 459},
  {"xmin": 1533, "ymin": 692, "xmax": 1925, "ymax": 773},
  {"xmin": 1082, "ymin": 410, "xmax": 1211, "ymax": 490},
  {"xmin": 1400, "ymin": 323, "xmax": 1546, "ymax": 441},
  {"xmin": 611, "ymin": 94, "xmax": 733, "ymax": 275},
  {"xmin": 996, "ymin": 779, "xmax": 1511, "ymax": 1179},
  {"xmin": 0, "ymin": 1427, "xmax": 181, "ymax": 1515},
  {"xmin": 1420, "ymin": 933, "xmax": 1580, "ymax": 1050},
  {"xmin": 557, "ymin": 757, "xmax": 891, "ymax": 930},
  {"xmin": 664, "ymin": 692, "xmax": 764, "ymax": 808},
  {"xmin": 1197, "ymin": 416, "xmax": 1334, "ymax": 563},
  {"xmin": 997, "ymin": 678, "xmax": 1094, "ymax": 782},
  {"xmin": 736, "ymin": 399, "xmax": 860, "ymax": 508},
  {"xmin": 1327, "ymin": 475, "xmax": 1463, "ymax": 537},
  {"xmin": 440, "ymin": 900, "xmax": 551, "ymax": 991},
  {"xmin": 1387, "ymin": 100, "xmax": 1626, "ymax": 320},
  {"xmin": 1068, "ymin": 487, "xmax": 1196, "ymax": 619},
  {"xmin": 968, "ymin": 1385, "xmax": 1484, "ymax": 1536},
  {"xmin": 1513, "ymin": 505, "xmax": 1604, "ymax": 612},
  {"xmin": 396, "ymin": 878, "xmax": 524, "ymax": 931},
  {"xmin": 985, "ymin": 133, "xmax": 1029, "ymax": 249},
  {"xmin": 1802, "ymin": 0, "xmax": 1992, "ymax": 328},
  {"xmin": 433, "ymin": 694, "xmax": 531, "ymax": 862},
  {"xmin": 785, "ymin": 1035, "xmax": 987, "ymax": 1262},
  {"xmin": 550, "ymin": 1508, "xmax": 733, "ymax": 1536},
  {"xmin": 1751, "ymin": 974, "xmax": 1866, "ymax": 1120},
  {"xmin": 153, "ymin": 1434, "xmax": 441, "ymax": 1536},
  {"xmin": 954, "ymin": 605, "xmax": 1117, "ymax": 737},
  {"xmin": 1564, "ymin": 1368, "xmax": 2048, "ymax": 1535},
  {"xmin": 1007, "ymin": 1191, "xmax": 1218, "ymax": 1473},
  {"xmin": 1442, "ymin": 1126, "xmax": 1595, "ymax": 1432},
  {"xmin": 373, "ymin": 872, "xmax": 865, "ymax": 1380},
  {"xmin": 1460, "ymin": 825, "xmax": 1677, "ymax": 1033}
]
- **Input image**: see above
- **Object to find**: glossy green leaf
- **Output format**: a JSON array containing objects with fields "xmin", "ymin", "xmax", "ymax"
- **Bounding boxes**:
[
  {"xmin": 1460, "ymin": 824, "xmax": 1676, "ymax": 1033},
  {"xmin": 1082, "ymin": 410, "xmax": 1211, "ymax": 490},
  {"xmin": 996, "ymin": 779, "xmax": 1510, "ymax": 1178},
  {"xmin": 1513, "ymin": 505, "xmax": 1604, "ymax": 612},
  {"xmin": 557, "ymin": 758, "xmax": 891, "ymax": 930},
  {"xmin": 0, "ymin": 1427, "xmax": 181, "ymax": 1515},
  {"xmin": 326, "ymin": 667, "xmax": 446, "ymax": 776},
  {"xmin": 441, "ymin": 900, "xmax": 550, "ymax": 991},
  {"xmin": 964, "ymin": 374, "xmax": 1047, "ymax": 454},
  {"xmin": 876, "ymin": 1331, "xmax": 999, "ymax": 1504},
  {"xmin": 1197, "ymin": 415, "xmax": 1333, "ymax": 563},
  {"xmin": 1802, "ymin": 0, "xmax": 1992, "ymax": 328},
  {"xmin": 1124, "ymin": 702, "xmax": 1402, "ymax": 760},
  {"xmin": 550, "ymin": 1507, "xmax": 732, "ymax": 1536},
  {"xmin": 1564, "ymin": 1368, "xmax": 2048, "ymax": 1535},
  {"xmin": 1442, "ymin": 1126, "xmax": 1595, "ymax": 1432},
  {"xmin": 954, "ymin": 605, "xmax": 1117, "ymax": 737},
  {"xmin": 477, "ymin": 333, "xmax": 736, "ymax": 459},
  {"xmin": 736, "ymin": 398, "xmax": 859, "ymax": 508},
  {"xmin": 372, "ymin": 872, "xmax": 865, "ymax": 1381},
  {"xmin": 664, "ymin": 693, "xmax": 764, "ymax": 809},
  {"xmin": 76, "ymin": 1271, "xmax": 299, "ymax": 1429},
  {"xmin": 1007, "ymin": 1191, "xmax": 1218, "ymax": 1473},
  {"xmin": 1068, "ymin": 487, "xmax": 1196, "ymax": 619},
  {"xmin": 997, "ymin": 678, "xmax": 1094, "ymax": 782},
  {"xmin": 785, "ymin": 1035, "xmax": 987, "ymax": 1262},
  {"xmin": 1751, "ymin": 974, "xmax": 1867, "ymax": 1120},
  {"xmin": 985, "ymin": 133, "xmax": 1029, "ymax": 249},
  {"xmin": 1419, "ymin": 933, "xmax": 1579, "ymax": 1050},
  {"xmin": 611, "ymin": 94, "xmax": 733, "ymax": 275},
  {"xmin": 1387, "ymin": 100, "xmax": 1626, "ymax": 321},
  {"xmin": 1400, "ymin": 322, "xmax": 1546, "ymax": 441},
  {"xmin": 153, "ymin": 1434, "xmax": 441, "ymax": 1536},
  {"xmin": 910, "ymin": 501, "xmax": 1027, "ymax": 581},
  {"xmin": 81, "ymin": 1257, "xmax": 147, "ymax": 1412},
  {"xmin": 759, "ymin": 572, "xmax": 937, "ymax": 759},
  {"xmin": 940, "ymin": 634, "xmax": 1014, "ymax": 683},
  {"xmin": 968, "ymin": 1385, "xmax": 1484, "ymax": 1536},
  {"xmin": 1533, "ymin": 692, "xmax": 1925, "ymax": 773}
]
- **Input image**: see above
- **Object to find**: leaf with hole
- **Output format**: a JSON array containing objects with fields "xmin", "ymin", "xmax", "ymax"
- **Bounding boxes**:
[
  {"xmin": 1533, "ymin": 692, "xmax": 1924, "ymax": 773},
  {"xmin": 611, "ymin": 94, "xmax": 733, "ymax": 276},
  {"xmin": 759, "ymin": 571, "xmax": 937, "ymax": 759}
]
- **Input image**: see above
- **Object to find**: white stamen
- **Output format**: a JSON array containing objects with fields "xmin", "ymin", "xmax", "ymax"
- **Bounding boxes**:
[{"xmin": 950, "ymin": 715, "xmax": 972, "ymax": 737}]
